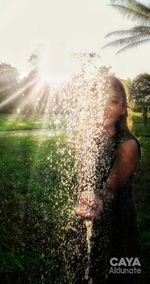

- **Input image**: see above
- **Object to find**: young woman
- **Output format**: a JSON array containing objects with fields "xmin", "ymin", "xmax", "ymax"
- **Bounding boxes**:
[{"xmin": 67, "ymin": 75, "xmax": 141, "ymax": 284}]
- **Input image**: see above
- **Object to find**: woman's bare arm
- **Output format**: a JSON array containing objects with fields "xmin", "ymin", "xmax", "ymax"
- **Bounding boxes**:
[{"xmin": 75, "ymin": 139, "xmax": 140, "ymax": 219}]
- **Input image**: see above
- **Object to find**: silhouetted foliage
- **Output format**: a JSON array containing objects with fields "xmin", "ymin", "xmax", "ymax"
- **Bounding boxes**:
[
  {"xmin": 131, "ymin": 73, "xmax": 150, "ymax": 125},
  {"xmin": 0, "ymin": 63, "xmax": 19, "ymax": 113}
]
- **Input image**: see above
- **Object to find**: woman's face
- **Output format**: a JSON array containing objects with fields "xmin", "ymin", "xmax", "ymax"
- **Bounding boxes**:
[{"xmin": 103, "ymin": 88, "xmax": 126, "ymax": 127}]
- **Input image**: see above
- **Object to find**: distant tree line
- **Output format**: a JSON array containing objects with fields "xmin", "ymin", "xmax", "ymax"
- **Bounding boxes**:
[
  {"xmin": 0, "ymin": 60, "xmax": 62, "ymax": 115},
  {"xmin": 0, "ymin": 59, "xmax": 149, "ymax": 126}
]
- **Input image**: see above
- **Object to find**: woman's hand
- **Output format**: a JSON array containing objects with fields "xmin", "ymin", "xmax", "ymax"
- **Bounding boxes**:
[{"xmin": 75, "ymin": 192, "xmax": 103, "ymax": 220}]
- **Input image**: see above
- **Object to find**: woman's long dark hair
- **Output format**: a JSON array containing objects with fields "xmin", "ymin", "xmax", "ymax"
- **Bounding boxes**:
[{"xmin": 106, "ymin": 75, "xmax": 130, "ymax": 132}]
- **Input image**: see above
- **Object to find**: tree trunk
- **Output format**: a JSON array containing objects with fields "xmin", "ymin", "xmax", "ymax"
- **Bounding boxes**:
[{"xmin": 142, "ymin": 106, "xmax": 148, "ymax": 126}]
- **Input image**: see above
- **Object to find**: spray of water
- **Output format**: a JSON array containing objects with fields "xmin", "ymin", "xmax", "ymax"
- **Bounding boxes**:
[{"xmin": 63, "ymin": 57, "xmax": 115, "ymax": 283}]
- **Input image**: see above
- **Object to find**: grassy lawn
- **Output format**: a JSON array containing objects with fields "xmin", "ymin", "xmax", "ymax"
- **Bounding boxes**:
[
  {"xmin": 131, "ymin": 112, "xmax": 150, "ymax": 124},
  {"xmin": 0, "ymin": 112, "xmax": 149, "ymax": 132},
  {"xmin": 133, "ymin": 135, "xmax": 150, "ymax": 282},
  {"xmin": 0, "ymin": 112, "xmax": 149, "ymax": 283},
  {"xmin": 131, "ymin": 112, "xmax": 150, "ymax": 137},
  {"xmin": 0, "ymin": 134, "xmax": 76, "ymax": 283},
  {"xmin": 0, "ymin": 114, "xmax": 67, "ymax": 131},
  {"xmin": 132, "ymin": 125, "xmax": 150, "ymax": 137}
]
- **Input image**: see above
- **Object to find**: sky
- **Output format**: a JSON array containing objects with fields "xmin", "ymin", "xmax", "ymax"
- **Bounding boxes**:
[{"xmin": 0, "ymin": 0, "xmax": 150, "ymax": 81}]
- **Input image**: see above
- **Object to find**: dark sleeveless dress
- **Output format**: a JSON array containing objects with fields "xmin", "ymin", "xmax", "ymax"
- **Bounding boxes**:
[{"xmin": 66, "ymin": 129, "xmax": 141, "ymax": 284}]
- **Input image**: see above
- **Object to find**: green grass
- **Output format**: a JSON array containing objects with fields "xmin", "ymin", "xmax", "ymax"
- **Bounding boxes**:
[
  {"xmin": 132, "ymin": 125, "xmax": 150, "ymax": 137},
  {"xmin": 131, "ymin": 112, "xmax": 150, "ymax": 137},
  {"xmin": 0, "ymin": 134, "xmax": 76, "ymax": 283},
  {"xmin": 131, "ymin": 112, "xmax": 150, "ymax": 124},
  {"xmin": 133, "ymin": 135, "xmax": 150, "ymax": 280},
  {"xmin": 0, "ymin": 114, "xmax": 67, "ymax": 131},
  {"xmin": 0, "ymin": 112, "xmax": 149, "ymax": 134},
  {"xmin": 0, "ymin": 113, "xmax": 149, "ymax": 283}
]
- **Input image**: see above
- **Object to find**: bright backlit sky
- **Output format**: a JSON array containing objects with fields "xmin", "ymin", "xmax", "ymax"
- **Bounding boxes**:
[{"xmin": 0, "ymin": 0, "xmax": 150, "ymax": 80}]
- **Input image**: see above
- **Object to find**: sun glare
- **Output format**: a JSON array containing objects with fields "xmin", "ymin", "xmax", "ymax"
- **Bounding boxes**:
[
  {"xmin": 37, "ymin": 47, "xmax": 72, "ymax": 88},
  {"xmin": 39, "ymin": 69, "xmax": 70, "ymax": 87}
]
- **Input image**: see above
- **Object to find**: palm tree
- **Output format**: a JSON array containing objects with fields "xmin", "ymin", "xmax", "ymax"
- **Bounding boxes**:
[{"xmin": 102, "ymin": 0, "xmax": 150, "ymax": 54}]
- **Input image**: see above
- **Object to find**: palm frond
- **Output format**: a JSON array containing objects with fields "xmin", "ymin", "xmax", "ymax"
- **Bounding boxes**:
[
  {"xmin": 110, "ymin": 0, "xmax": 150, "ymax": 11},
  {"xmin": 131, "ymin": 25, "xmax": 150, "ymax": 34},
  {"xmin": 105, "ymin": 1, "xmax": 150, "ymax": 54},
  {"xmin": 105, "ymin": 29, "xmax": 134, "ymax": 38},
  {"xmin": 109, "ymin": 3, "xmax": 150, "ymax": 24},
  {"xmin": 102, "ymin": 33, "xmax": 150, "ymax": 49},
  {"xmin": 132, "ymin": 1, "xmax": 150, "ymax": 16},
  {"xmin": 105, "ymin": 25, "xmax": 150, "ymax": 38},
  {"xmin": 115, "ymin": 37, "xmax": 150, "ymax": 54}
]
